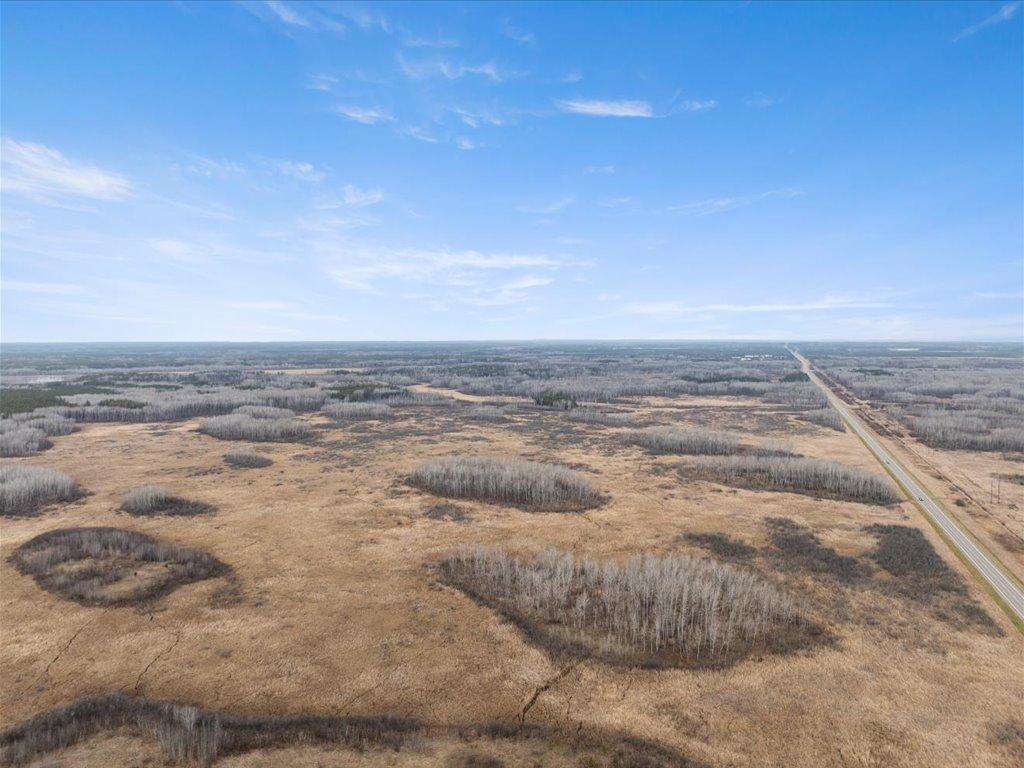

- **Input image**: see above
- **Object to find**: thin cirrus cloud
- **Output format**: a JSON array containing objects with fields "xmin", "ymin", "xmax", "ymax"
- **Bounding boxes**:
[
  {"xmin": 272, "ymin": 159, "xmax": 324, "ymax": 182},
  {"xmin": 314, "ymin": 184, "xmax": 385, "ymax": 209},
  {"xmin": 335, "ymin": 105, "xmax": 392, "ymax": 124},
  {"xmin": 324, "ymin": 247, "xmax": 570, "ymax": 294},
  {"xmin": 3, "ymin": 280, "xmax": 87, "ymax": 295},
  {"xmin": 666, "ymin": 188, "xmax": 803, "ymax": 216},
  {"xmin": 263, "ymin": 0, "xmax": 311, "ymax": 28},
  {"xmin": 306, "ymin": 73, "xmax": 338, "ymax": 91},
  {"xmin": 396, "ymin": 52, "xmax": 514, "ymax": 82},
  {"xmin": 954, "ymin": 2, "xmax": 1020, "ymax": 42},
  {"xmin": 555, "ymin": 99, "xmax": 654, "ymax": 118},
  {"xmin": 224, "ymin": 300, "xmax": 292, "ymax": 311},
  {"xmin": 250, "ymin": 1, "xmax": 346, "ymax": 33},
  {"xmin": 675, "ymin": 99, "xmax": 717, "ymax": 112},
  {"xmin": 501, "ymin": 18, "xmax": 535, "ymax": 45},
  {"xmin": 622, "ymin": 295, "xmax": 891, "ymax": 317},
  {"xmin": 517, "ymin": 196, "xmax": 575, "ymax": 215},
  {"xmin": 1, "ymin": 137, "xmax": 132, "ymax": 204}
]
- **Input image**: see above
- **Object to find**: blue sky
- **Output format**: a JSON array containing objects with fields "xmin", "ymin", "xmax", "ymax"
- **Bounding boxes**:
[{"xmin": 1, "ymin": 1, "xmax": 1021, "ymax": 342}]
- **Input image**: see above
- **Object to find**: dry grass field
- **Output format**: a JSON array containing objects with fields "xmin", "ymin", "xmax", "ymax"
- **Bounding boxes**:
[{"xmin": 1, "ymin": 344, "xmax": 1022, "ymax": 767}]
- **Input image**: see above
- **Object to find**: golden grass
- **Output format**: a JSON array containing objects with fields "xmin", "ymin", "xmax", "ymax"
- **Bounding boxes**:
[{"xmin": 2, "ymin": 395, "xmax": 1022, "ymax": 767}]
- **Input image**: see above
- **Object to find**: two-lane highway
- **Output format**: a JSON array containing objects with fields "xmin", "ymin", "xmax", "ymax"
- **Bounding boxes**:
[{"xmin": 790, "ymin": 349, "xmax": 1024, "ymax": 628}]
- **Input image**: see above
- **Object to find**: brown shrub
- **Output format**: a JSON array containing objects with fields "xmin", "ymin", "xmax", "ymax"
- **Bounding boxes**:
[{"xmin": 8, "ymin": 527, "xmax": 229, "ymax": 606}]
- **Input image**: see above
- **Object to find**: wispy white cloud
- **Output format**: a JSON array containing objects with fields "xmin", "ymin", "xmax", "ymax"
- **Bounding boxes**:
[
  {"xmin": 3, "ymin": 280, "xmax": 87, "ymax": 295},
  {"xmin": 396, "ymin": 52, "xmax": 515, "ymax": 82},
  {"xmin": 264, "ymin": 0, "xmax": 311, "ymax": 28},
  {"xmin": 337, "ymin": 4, "xmax": 390, "ymax": 33},
  {"xmin": 561, "ymin": 70, "xmax": 583, "ymax": 83},
  {"xmin": 517, "ymin": 196, "xmax": 574, "ymax": 215},
  {"xmin": 455, "ymin": 136, "xmax": 481, "ymax": 151},
  {"xmin": 676, "ymin": 99, "xmax": 717, "ymax": 112},
  {"xmin": 224, "ymin": 299, "xmax": 292, "ymax": 310},
  {"xmin": 247, "ymin": 1, "xmax": 346, "ymax": 33},
  {"xmin": 464, "ymin": 275, "xmax": 552, "ymax": 306},
  {"xmin": 745, "ymin": 94, "xmax": 778, "ymax": 108},
  {"xmin": 324, "ymin": 247, "xmax": 571, "ymax": 293},
  {"xmin": 400, "ymin": 125, "xmax": 440, "ymax": 144},
  {"xmin": 315, "ymin": 184, "xmax": 385, "ymax": 208},
  {"xmin": 272, "ymin": 159, "xmax": 325, "ymax": 182},
  {"xmin": 666, "ymin": 188, "xmax": 802, "ymax": 216},
  {"xmin": 452, "ymin": 105, "xmax": 507, "ymax": 128},
  {"xmin": 306, "ymin": 73, "xmax": 338, "ymax": 91},
  {"xmin": 555, "ymin": 99, "xmax": 654, "ymax": 118},
  {"xmin": 2, "ymin": 137, "xmax": 132, "ymax": 204},
  {"xmin": 623, "ymin": 294, "xmax": 890, "ymax": 317},
  {"xmin": 184, "ymin": 155, "xmax": 247, "ymax": 180},
  {"xmin": 599, "ymin": 196, "xmax": 633, "ymax": 208},
  {"xmin": 954, "ymin": 2, "xmax": 1020, "ymax": 41},
  {"xmin": 970, "ymin": 290, "xmax": 1024, "ymax": 300},
  {"xmin": 335, "ymin": 105, "xmax": 392, "ymax": 124},
  {"xmin": 501, "ymin": 18, "xmax": 535, "ymax": 44},
  {"xmin": 584, "ymin": 164, "xmax": 616, "ymax": 175},
  {"xmin": 402, "ymin": 33, "xmax": 459, "ymax": 48}
]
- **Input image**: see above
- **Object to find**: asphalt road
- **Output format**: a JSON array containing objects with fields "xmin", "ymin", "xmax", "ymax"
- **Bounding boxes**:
[{"xmin": 791, "ymin": 348, "xmax": 1024, "ymax": 627}]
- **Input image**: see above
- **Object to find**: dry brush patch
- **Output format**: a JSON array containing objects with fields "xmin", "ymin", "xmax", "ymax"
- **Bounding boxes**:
[
  {"xmin": 683, "ymin": 532, "xmax": 757, "ymax": 561},
  {"xmin": 223, "ymin": 449, "xmax": 274, "ymax": 469},
  {"xmin": 441, "ymin": 547, "xmax": 819, "ymax": 669},
  {"xmin": 796, "ymin": 407, "xmax": 845, "ymax": 432},
  {"xmin": 465, "ymin": 405, "xmax": 506, "ymax": 422},
  {"xmin": 564, "ymin": 408, "xmax": 632, "ymax": 427},
  {"xmin": 0, "ymin": 693, "xmax": 704, "ymax": 768},
  {"xmin": 765, "ymin": 517, "xmax": 869, "ymax": 583},
  {"xmin": 121, "ymin": 485, "xmax": 214, "ymax": 517},
  {"xmin": 8, "ymin": 527, "xmax": 230, "ymax": 606},
  {"xmin": 0, "ymin": 693, "xmax": 419, "ymax": 766},
  {"xmin": 681, "ymin": 455, "xmax": 901, "ymax": 505},
  {"xmin": 409, "ymin": 456, "xmax": 604, "ymax": 512},
  {"xmin": 198, "ymin": 414, "xmax": 312, "ymax": 442},
  {"xmin": 0, "ymin": 463, "xmax": 82, "ymax": 517},
  {"xmin": 864, "ymin": 523, "xmax": 999, "ymax": 632}
]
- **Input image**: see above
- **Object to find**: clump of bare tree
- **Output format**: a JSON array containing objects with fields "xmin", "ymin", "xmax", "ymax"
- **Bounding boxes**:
[
  {"xmin": 198, "ymin": 414, "xmax": 312, "ymax": 442},
  {"xmin": 441, "ymin": 547, "xmax": 808, "ymax": 667},
  {"xmin": 233, "ymin": 405, "xmax": 296, "ymax": 420},
  {"xmin": 0, "ymin": 463, "xmax": 82, "ymax": 516},
  {"xmin": 121, "ymin": 485, "xmax": 214, "ymax": 516},
  {"xmin": 683, "ymin": 455, "xmax": 900, "ymax": 505},
  {"xmin": 0, "ymin": 427, "xmax": 52, "ymax": 457},
  {"xmin": 9, "ymin": 527, "xmax": 229, "ymax": 605},
  {"xmin": 409, "ymin": 456, "xmax": 603, "ymax": 511},
  {"xmin": 626, "ymin": 427, "xmax": 740, "ymax": 455},
  {"xmin": 321, "ymin": 402, "xmax": 391, "ymax": 420}
]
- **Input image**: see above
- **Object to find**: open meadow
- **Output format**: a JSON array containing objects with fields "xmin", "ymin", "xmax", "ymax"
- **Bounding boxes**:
[{"xmin": 1, "ymin": 342, "xmax": 1022, "ymax": 767}]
